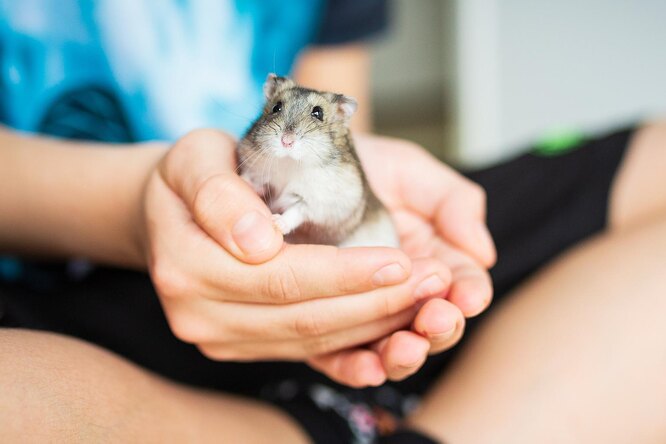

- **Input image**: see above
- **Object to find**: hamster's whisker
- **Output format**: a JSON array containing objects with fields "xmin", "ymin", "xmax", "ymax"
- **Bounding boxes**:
[
  {"xmin": 260, "ymin": 149, "xmax": 274, "ymax": 206},
  {"xmin": 248, "ymin": 146, "xmax": 271, "ymax": 172},
  {"xmin": 302, "ymin": 120, "xmax": 318, "ymax": 134},
  {"xmin": 301, "ymin": 121, "xmax": 321, "ymax": 136},
  {"xmin": 266, "ymin": 121, "xmax": 282, "ymax": 136},
  {"xmin": 236, "ymin": 76, "xmax": 400, "ymax": 248},
  {"xmin": 235, "ymin": 145, "xmax": 268, "ymax": 174},
  {"xmin": 266, "ymin": 155, "xmax": 276, "ymax": 207},
  {"xmin": 302, "ymin": 141, "xmax": 326, "ymax": 164},
  {"xmin": 237, "ymin": 144, "xmax": 272, "ymax": 178}
]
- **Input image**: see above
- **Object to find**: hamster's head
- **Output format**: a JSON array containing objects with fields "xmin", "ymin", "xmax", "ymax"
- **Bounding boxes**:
[{"xmin": 245, "ymin": 73, "xmax": 358, "ymax": 163}]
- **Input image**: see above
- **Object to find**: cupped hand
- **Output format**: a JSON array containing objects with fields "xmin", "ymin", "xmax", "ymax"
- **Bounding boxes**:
[
  {"xmin": 359, "ymin": 133, "xmax": 495, "ymax": 313},
  {"xmin": 139, "ymin": 129, "xmax": 451, "ymax": 385},
  {"xmin": 309, "ymin": 134, "xmax": 496, "ymax": 385}
]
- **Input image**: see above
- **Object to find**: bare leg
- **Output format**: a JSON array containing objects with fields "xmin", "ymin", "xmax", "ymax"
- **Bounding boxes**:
[
  {"xmin": 407, "ymin": 123, "xmax": 666, "ymax": 443},
  {"xmin": 609, "ymin": 122, "xmax": 666, "ymax": 231},
  {"xmin": 0, "ymin": 329, "xmax": 309, "ymax": 443}
]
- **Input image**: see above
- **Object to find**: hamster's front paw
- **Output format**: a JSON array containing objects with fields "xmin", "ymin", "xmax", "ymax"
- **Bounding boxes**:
[
  {"xmin": 271, "ymin": 213, "xmax": 291, "ymax": 235},
  {"xmin": 271, "ymin": 205, "xmax": 305, "ymax": 236}
]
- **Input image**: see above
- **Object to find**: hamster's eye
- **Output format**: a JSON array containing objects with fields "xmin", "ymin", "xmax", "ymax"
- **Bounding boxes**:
[
  {"xmin": 272, "ymin": 101, "xmax": 283, "ymax": 113},
  {"xmin": 311, "ymin": 106, "xmax": 324, "ymax": 121}
]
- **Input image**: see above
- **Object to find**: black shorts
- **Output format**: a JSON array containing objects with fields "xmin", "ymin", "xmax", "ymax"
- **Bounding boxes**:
[{"xmin": 0, "ymin": 127, "xmax": 634, "ymax": 443}]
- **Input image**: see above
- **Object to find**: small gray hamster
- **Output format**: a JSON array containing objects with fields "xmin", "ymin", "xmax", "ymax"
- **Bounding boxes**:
[{"xmin": 237, "ymin": 74, "xmax": 399, "ymax": 248}]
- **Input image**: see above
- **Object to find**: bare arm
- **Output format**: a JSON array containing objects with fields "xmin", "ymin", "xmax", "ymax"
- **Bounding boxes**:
[
  {"xmin": 0, "ymin": 126, "xmax": 430, "ymax": 386},
  {"xmin": 0, "ymin": 127, "xmax": 164, "ymax": 268},
  {"xmin": 0, "ymin": 44, "xmax": 370, "ymax": 266}
]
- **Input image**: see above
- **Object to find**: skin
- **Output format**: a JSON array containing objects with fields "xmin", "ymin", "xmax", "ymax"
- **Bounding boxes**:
[
  {"xmin": 0, "ymin": 329, "xmax": 310, "ymax": 444},
  {"xmin": 146, "ymin": 128, "xmax": 486, "ymax": 373},
  {"xmin": 2, "ymin": 42, "xmax": 662, "ymax": 442},
  {"xmin": 0, "ymin": 44, "xmax": 494, "ymax": 386},
  {"xmin": 0, "ymin": 132, "xmax": 159, "ymax": 267},
  {"xmin": 0, "ymin": 123, "xmax": 467, "ymax": 381},
  {"xmin": 407, "ymin": 123, "xmax": 666, "ymax": 443},
  {"xmin": 0, "ymin": 131, "xmax": 483, "ymax": 438},
  {"xmin": 0, "ymin": 43, "xmax": 493, "ymax": 441},
  {"xmin": 408, "ymin": 220, "xmax": 666, "ymax": 444},
  {"xmin": 2, "ymin": 124, "xmax": 664, "ymax": 443}
]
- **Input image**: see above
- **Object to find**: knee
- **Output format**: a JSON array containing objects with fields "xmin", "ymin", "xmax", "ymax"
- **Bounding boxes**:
[
  {"xmin": 609, "ymin": 122, "xmax": 666, "ymax": 230},
  {"xmin": 0, "ymin": 330, "xmax": 156, "ymax": 441}
]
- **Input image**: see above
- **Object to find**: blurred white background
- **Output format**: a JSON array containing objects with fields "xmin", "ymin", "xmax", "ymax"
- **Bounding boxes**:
[{"xmin": 371, "ymin": 0, "xmax": 666, "ymax": 167}]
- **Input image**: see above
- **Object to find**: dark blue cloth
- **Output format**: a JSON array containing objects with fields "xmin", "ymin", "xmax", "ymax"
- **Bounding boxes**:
[{"xmin": 316, "ymin": 0, "xmax": 389, "ymax": 45}]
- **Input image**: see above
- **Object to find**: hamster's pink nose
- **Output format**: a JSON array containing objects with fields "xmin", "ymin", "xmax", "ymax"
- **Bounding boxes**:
[{"xmin": 281, "ymin": 133, "xmax": 295, "ymax": 148}]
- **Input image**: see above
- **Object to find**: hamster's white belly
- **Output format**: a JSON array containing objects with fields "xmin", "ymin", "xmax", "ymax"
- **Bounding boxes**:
[{"xmin": 241, "ymin": 155, "xmax": 397, "ymax": 247}]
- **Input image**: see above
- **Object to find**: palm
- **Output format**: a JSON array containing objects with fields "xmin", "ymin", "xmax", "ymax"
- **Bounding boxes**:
[
  {"xmin": 355, "ymin": 134, "xmax": 494, "ymax": 316},
  {"xmin": 308, "ymin": 134, "xmax": 495, "ymax": 384}
]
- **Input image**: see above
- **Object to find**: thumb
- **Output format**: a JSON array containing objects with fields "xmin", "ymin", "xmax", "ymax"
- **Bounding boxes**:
[
  {"xmin": 191, "ymin": 172, "xmax": 284, "ymax": 263},
  {"xmin": 163, "ymin": 129, "xmax": 283, "ymax": 264}
]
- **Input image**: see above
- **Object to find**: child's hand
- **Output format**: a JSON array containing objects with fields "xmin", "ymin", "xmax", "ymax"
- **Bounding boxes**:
[
  {"xmin": 324, "ymin": 133, "xmax": 495, "ymax": 382},
  {"xmin": 310, "ymin": 134, "xmax": 496, "ymax": 385},
  {"xmin": 139, "ymin": 129, "xmax": 451, "ymax": 387}
]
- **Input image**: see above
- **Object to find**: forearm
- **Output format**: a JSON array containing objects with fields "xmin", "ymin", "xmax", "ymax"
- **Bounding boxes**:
[{"xmin": 0, "ymin": 128, "xmax": 165, "ymax": 268}]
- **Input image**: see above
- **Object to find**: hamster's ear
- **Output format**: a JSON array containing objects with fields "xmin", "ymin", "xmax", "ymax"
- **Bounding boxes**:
[
  {"xmin": 335, "ymin": 95, "xmax": 358, "ymax": 121},
  {"xmin": 263, "ymin": 73, "xmax": 294, "ymax": 99}
]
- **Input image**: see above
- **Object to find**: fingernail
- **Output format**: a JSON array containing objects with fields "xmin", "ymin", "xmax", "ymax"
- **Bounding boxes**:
[
  {"xmin": 398, "ymin": 355, "xmax": 428, "ymax": 370},
  {"xmin": 413, "ymin": 274, "xmax": 447, "ymax": 300},
  {"xmin": 367, "ymin": 371, "xmax": 386, "ymax": 387},
  {"xmin": 428, "ymin": 329, "xmax": 456, "ymax": 343},
  {"xmin": 372, "ymin": 263, "xmax": 408, "ymax": 286},
  {"xmin": 428, "ymin": 319, "xmax": 461, "ymax": 341},
  {"xmin": 232, "ymin": 211, "xmax": 276, "ymax": 254},
  {"xmin": 474, "ymin": 223, "xmax": 496, "ymax": 263}
]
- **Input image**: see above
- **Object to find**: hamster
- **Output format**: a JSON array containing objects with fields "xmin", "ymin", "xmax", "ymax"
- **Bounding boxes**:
[{"xmin": 237, "ymin": 74, "xmax": 399, "ymax": 248}]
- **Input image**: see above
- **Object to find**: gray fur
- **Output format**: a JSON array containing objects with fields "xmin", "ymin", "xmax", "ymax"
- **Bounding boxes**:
[{"xmin": 237, "ymin": 74, "xmax": 399, "ymax": 248}]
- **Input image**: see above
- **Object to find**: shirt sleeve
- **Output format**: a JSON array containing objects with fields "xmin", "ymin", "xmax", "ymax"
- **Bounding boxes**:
[{"xmin": 313, "ymin": 0, "xmax": 390, "ymax": 45}]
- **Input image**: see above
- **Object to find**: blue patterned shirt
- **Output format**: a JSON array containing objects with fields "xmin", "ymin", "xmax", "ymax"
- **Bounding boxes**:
[{"xmin": 0, "ymin": 0, "xmax": 387, "ymax": 283}]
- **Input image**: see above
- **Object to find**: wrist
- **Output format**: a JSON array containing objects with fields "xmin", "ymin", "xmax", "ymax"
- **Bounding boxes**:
[
  {"xmin": 124, "ymin": 143, "xmax": 168, "ymax": 269},
  {"xmin": 0, "ymin": 130, "xmax": 168, "ymax": 267}
]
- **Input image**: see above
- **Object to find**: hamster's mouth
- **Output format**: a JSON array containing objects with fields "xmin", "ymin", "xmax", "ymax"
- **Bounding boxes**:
[
  {"xmin": 269, "ymin": 135, "xmax": 303, "ymax": 159},
  {"xmin": 266, "ymin": 134, "xmax": 326, "ymax": 165}
]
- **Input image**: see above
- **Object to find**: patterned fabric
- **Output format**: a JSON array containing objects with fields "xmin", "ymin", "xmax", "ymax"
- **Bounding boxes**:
[
  {"xmin": 265, "ymin": 380, "xmax": 421, "ymax": 444},
  {"xmin": 0, "ymin": 0, "xmax": 323, "ymax": 140},
  {"xmin": 0, "ymin": 0, "xmax": 388, "ymax": 283}
]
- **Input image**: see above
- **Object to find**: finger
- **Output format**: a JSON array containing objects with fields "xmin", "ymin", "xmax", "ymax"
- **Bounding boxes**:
[
  {"xmin": 412, "ymin": 298, "xmax": 465, "ymax": 354},
  {"xmin": 434, "ymin": 180, "xmax": 497, "ymax": 268},
  {"xmin": 190, "ymin": 173, "xmax": 284, "ymax": 264},
  {"xmin": 153, "ymin": 172, "xmax": 413, "ymax": 305},
  {"xmin": 448, "ymin": 264, "xmax": 493, "ymax": 318},
  {"xmin": 308, "ymin": 350, "xmax": 386, "ymax": 388},
  {"xmin": 433, "ymin": 241, "xmax": 494, "ymax": 317},
  {"xmin": 197, "ymin": 308, "xmax": 415, "ymax": 364},
  {"xmin": 387, "ymin": 145, "xmax": 496, "ymax": 268},
  {"xmin": 197, "ymin": 258, "xmax": 450, "ymax": 341},
  {"xmin": 372, "ymin": 331, "xmax": 430, "ymax": 381},
  {"xmin": 200, "ymin": 242, "xmax": 413, "ymax": 304},
  {"xmin": 163, "ymin": 129, "xmax": 283, "ymax": 264}
]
